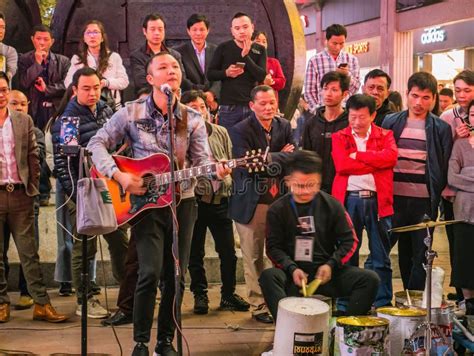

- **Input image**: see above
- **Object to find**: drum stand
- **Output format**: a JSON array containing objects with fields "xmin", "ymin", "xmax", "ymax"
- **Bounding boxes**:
[{"xmin": 404, "ymin": 222, "xmax": 453, "ymax": 356}]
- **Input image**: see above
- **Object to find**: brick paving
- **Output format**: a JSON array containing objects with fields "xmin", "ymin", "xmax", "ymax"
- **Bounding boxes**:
[{"xmin": 0, "ymin": 227, "xmax": 456, "ymax": 355}]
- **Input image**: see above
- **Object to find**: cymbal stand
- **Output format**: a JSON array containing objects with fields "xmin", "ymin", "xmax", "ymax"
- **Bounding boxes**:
[{"xmin": 404, "ymin": 224, "xmax": 453, "ymax": 355}]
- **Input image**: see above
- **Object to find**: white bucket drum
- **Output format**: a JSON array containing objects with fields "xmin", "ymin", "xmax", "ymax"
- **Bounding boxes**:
[
  {"xmin": 273, "ymin": 297, "xmax": 330, "ymax": 356},
  {"xmin": 334, "ymin": 316, "xmax": 390, "ymax": 355},
  {"xmin": 376, "ymin": 307, "xmax": 426, "ymax": 355}
]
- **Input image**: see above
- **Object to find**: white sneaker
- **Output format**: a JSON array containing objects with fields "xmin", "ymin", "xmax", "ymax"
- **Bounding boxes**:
[{"xmin": 75, "ymin": 298, "xmax": 109, "ymax": 319}]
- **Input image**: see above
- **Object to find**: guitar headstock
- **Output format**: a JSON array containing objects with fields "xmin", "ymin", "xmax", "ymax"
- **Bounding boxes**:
[{"xmin": 232, "ymin": 148, "xmax": 269, "ymax": 173}]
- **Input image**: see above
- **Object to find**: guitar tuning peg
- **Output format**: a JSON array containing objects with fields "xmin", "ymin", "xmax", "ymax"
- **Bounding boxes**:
[
  {"xmin": 246, "ymin": 150, "xmax": 249, "ymax": 156},
  {"xmin": 261, "ymin": 166, "xmax": 265, "ymax": 171},
  {"xmin": 254, "ymin": 166, "xmax": 259, "ymax": 172},
  {"xmin": 251, "ymin": 149, "xmax": 256, "ymax": 155},
  {"xmin": 248, "ymin": 168, "xmax": 253, "ymax": 173},
  {"xmin": 257, "ymin": 148, "xmax": 262, "ymax": 153}
]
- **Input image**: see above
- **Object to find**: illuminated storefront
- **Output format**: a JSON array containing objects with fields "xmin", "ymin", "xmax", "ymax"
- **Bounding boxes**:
[{"xmin": 414, "ymin": 20, "xmax": 474, "ymax": 87}]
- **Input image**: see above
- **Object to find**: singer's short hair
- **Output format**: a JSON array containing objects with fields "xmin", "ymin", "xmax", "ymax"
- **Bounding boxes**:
[{"xmin": 145, "ymin": 51, "xmax": 176, "ymax": 74}]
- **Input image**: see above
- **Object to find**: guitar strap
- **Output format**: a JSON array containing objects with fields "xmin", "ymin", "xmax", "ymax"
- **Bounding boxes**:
[{"xmin": 175, "ymin": 105, "xmax": 188, "ymax": 170}]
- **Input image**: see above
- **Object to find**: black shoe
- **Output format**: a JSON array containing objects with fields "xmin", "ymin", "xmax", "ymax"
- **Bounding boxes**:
[
  {"xmin": 58, "ymin": 282, "xmax": 74, "ymax": 296},
  {"xmin": 254, "ymin": 312, "xmax": 274, "ymax": 324},
  {"xmin": 155, "ymin": 339, "xmax": 177, "ymax": 356},
  {"xmin": 132, "ymin": 342, "xmax": 149, "ymax": 356},
  {"xmin": 101, "ymin": 310, "xmax": 132, "ymax": 326},
  {"xmin": 193, "ymin": 294, "xmax": 209, "ymax": 315},
  {"xmin": 219, "ymin": 294, "xmax": 250, "ymax": 312},
  {"xmin": 89, "ymin": 281, "xmax": 101, "ymax": 295}
]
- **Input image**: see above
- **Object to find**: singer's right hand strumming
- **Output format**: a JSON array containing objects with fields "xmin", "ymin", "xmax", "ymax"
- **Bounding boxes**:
[{"xmin": 113, "ymin": 171, "xmax": 146, "ymax": 195}]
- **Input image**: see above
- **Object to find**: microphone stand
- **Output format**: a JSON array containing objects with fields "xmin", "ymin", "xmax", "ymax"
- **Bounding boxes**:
[{"xmin": 166, "ymin": 89, "xmax": 183, "ymax": 356}]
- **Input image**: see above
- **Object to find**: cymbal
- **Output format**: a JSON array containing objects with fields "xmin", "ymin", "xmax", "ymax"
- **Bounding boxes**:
[{"xmin": 389, "ymin": 220, "xmax": 463, "ymax": 233}]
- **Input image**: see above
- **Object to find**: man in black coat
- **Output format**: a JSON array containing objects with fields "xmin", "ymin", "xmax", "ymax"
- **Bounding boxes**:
[
  {"xmin": 18, "ymin": 24, "xmax": 70, "ymax": 205},
  {"xmin": 362, "ymin": 69, "xmax": 394, "ymax": 126},
  {"xmin": 130, "ymin": 13, "xmax": 190, "ymax": 94},
  {"xmin": 174, "ymin": 14, "xmax": 220, "ymax": 99},
  {"xmin": 229, "ymin": 85, "xmax": 294, "ymax": 324}
]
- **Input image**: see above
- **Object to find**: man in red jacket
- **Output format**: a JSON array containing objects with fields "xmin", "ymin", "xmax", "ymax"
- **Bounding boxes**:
[{"xmin": 332, "ymin": 94, "xmax": 398, "ymax": 307}]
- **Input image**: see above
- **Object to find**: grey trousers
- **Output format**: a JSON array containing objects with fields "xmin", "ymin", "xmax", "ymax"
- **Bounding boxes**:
[{"xmin": 0, "ymin": 189, "xmax": 50, "ymax": 305}]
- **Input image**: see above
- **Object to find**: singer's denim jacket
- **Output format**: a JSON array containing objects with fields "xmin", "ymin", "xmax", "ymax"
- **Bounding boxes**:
[{"xmin": 87, "ymin": 96, "xmax": 212, "ymax": 199}]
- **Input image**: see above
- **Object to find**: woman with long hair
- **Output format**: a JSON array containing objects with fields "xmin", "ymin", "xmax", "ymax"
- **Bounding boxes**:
[{"xmin": 64, "ymin": 20, "xmax": 128, "ymax": 110}]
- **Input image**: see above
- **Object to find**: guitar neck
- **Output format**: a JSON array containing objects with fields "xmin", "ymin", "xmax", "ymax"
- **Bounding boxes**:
[{"xmin": 155, "ymin": 160, "xmax": 235, "ymax": 186}]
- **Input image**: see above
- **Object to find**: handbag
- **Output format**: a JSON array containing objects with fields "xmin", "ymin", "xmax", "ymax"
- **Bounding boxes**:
[{"xmin": 76, "ymin": 149, "xmax": 118, "ymax": 235}]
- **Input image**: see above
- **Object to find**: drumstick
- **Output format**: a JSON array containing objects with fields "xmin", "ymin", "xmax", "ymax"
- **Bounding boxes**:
[
  {"xmin": 301, "ymin": 279, "xmax": 307, "ymax": 297},
  {"xmin": 307, "ymin": 279, "xmax": 321, "ymax": 296},
  {"xmin": 406, "ymin": 289, "xmax": 412, "ymax": 306}
]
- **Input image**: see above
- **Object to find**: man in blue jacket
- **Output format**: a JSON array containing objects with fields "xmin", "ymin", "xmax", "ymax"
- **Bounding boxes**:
[
  {"xmin": 52, "ymin": 67, "xmax": 128, "ymax": 318},
  {"xmin": 229, "ymin": 85, "xmax": 294, "ymax": 323},
  {"xmin": 382, "ymin": 72, "xmax": 452, "ymax": 291}
]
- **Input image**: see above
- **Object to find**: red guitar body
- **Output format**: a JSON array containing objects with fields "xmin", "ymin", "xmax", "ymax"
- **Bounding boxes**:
[{"xmin": 90, "ymin": 153, "xmax": 179, "ymax": 226}]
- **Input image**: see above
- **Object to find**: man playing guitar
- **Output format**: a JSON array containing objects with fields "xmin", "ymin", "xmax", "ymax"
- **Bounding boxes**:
[{"xmin": 87, "ymin": 52, "xmax": 230, "ymax": 356}]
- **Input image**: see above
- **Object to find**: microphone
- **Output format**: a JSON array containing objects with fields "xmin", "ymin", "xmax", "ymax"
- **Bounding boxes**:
[{"xmin": 160, "ymin": 83, "xmax": 173, "ymax": 96}]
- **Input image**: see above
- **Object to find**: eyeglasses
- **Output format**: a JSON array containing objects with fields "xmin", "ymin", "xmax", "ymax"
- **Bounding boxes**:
[
  {"xmin": 0, "ymin": 88, "xmax": 10, "ymax": 95},
  {"xmin": 85, "ymin": 31, "xmax": 101, "ymax": 37}
]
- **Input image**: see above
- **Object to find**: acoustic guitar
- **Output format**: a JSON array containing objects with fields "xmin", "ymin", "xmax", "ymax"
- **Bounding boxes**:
[{"xmin": 90, "ymin": 150, "xmax": 266, "ymax": 226}]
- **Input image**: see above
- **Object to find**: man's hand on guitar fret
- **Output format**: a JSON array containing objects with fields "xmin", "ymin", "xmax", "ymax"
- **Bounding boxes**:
[
  {"xmin": 113, "ymin": 171, "xmax": 147, "ymax": 196},
  {"xmin": 216, "ymin": 160, "xmax": 232, "ymax": 179}
]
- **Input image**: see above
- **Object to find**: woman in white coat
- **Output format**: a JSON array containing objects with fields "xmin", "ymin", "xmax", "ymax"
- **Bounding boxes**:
[{"xmin": 64, "ymin": 20, "xmax": 129, "ymax": 110}]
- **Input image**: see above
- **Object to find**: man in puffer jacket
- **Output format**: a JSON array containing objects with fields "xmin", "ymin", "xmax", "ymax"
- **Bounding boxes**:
[{"xmin": 52, "ymin": 67, "xmax": 128, "ymax": 319}]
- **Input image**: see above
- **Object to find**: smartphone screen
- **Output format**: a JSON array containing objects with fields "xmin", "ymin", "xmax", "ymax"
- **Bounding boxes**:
[
  {"xmin": 60, "ymin": 116, "xmax": 80, "ymax": 146},
  {"xmin": 338, "ymin": 63, "xmax": 348, "ymax": 68},
  {"xmin": 235, "ymin": 62, "xmax": 246, "ymax": 69}
]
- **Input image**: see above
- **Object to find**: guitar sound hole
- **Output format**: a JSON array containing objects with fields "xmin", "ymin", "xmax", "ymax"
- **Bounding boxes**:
[{"xmin": 143, "ymin": 173, "xmax": 168, "ymax": 195}]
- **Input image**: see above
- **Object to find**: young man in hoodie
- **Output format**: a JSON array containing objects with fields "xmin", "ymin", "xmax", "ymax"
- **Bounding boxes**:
[
  {"xmin": 302, "ymin": 71, "xmax": 349, "ymax": 193},
  {"xmin": 51, "ymin": 67, "xmax": 128, "ymax": 318}
]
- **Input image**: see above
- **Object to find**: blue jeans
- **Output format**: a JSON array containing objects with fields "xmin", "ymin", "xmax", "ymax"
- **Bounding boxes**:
[
  {"xmin": 218, "ymin": 104, "xmax": 251, "ymax": 131},
  {"xmin": 346, "ymin": 194, "xmax": 393, "ymax": 307}
]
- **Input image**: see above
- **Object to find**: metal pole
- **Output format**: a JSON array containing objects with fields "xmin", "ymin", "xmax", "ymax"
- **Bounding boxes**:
[
  {"xmin": 80, "ymin": 148, "xmax": 88, "ymax": 356},
  {"xmin": 167, "ymin": 92, "xmax": 182, "ymax": 356},
  {"xmin": 81, "ymin": 223, "xmax": 88, "ymax": 353},
  {"xmin": 425, "ymin": 225, "xmax": 432, "ymax": 356}
]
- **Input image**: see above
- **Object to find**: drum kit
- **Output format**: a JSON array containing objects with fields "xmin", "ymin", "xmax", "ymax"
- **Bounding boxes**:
[
  {"xmin": 389, "ymin": 216, "xmax": 461, "ymax": 356},
  {"xmin": 268, "ymin": 217, "xmax": 469, "ymax": 356}
]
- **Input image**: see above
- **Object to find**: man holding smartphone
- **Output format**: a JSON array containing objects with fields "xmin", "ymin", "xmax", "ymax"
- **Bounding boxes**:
[
  {"xmin": 208, "ymin": 12, "xmax": 267, "ymax": 130},
  {"xmin": 304, "ymin": 24, "xmax": 360, "ymax": 112}
]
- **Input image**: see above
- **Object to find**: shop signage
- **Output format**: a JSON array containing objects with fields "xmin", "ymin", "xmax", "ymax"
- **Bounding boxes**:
[
  {"xmin": 421, "ymin": 26, "xmax": 446, "ymax": 45},
  {"xmin": 346, "ymin": 41, "xmax": 370, "ymax": 55}
]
